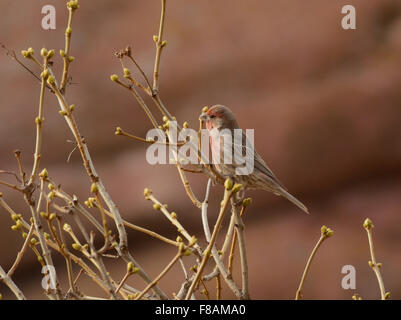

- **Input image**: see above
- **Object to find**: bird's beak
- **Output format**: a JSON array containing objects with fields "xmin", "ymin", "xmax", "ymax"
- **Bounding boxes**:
[{"xmin": 199, "ymin": 113, "xmax": 208, "ymax": 121}]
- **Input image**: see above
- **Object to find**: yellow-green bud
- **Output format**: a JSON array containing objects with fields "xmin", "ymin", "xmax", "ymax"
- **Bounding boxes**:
[
  {"xmin": 327, "ymin": 230, "xmax": 335, "ymax": 238},
  {"xmin": 242, "ymin": 198, "xmax": 252, "ymax": 207},
  {"xmin": 321, "ymin": 225, "xmax": 334, "ymax": 238},
  {"xmin": 60, "ymin": 49, "xmax": 66, "ymax": 57},
  {"xmin": 127, "ymin": 262, "xmax": 135, "ymax": 274},
  {"xmin": 40, "ymin": 211, "xmax": 48, "ymax": 219},
  {"xmin": 153, "ymin": 35, "xmax": 159, "ymax": 42},
  {"xmin": 170, "ymin": 212, "xmax": 177, "ymax": 219},
  {"xmin": 69, "ymin": 104, "xmax": 75, "ymax": 112},
  {"xmin": 153, "ymin": 203, "xmax": 161, "ymax": 210},
  {"xmin": 110, "ymin": 74, "xmax": 119, "ymax": 82},
  {"xmin": 40, "ymin": 48, "xmax": 48, "ymax": 57},
  {"xmin": 15, "ymin": 220, "xmax": 23, "ymax": 230},
  {"xmin": 176, "ymin": 236, "xmax": 183, "ymax": 242},
  {"xmin": 11, "ymin": 225, "xmax": 18, "ymax": 231},
  {"xmin": 67, "ymin": 0, "xmax": 80, "ymax": 10},
  {"xmin": 72, "ymin": 243, "xmax": 81, "ymax": 251},
  {"xmin": 49, "ymin": 213, "xmax": 56, "ymax": 221},
  {"xmin": 30, "ymin": 238, "xmax": 38, "ymax": 245},
  {"xmin": 47, "ymin": 49, "xmax": 55, "ymax": 58},
  {"xmin": 115, "ymin": 127, "xmax": 122, "ymax": 135},
  {"xmin": 35, "ymin": 117, "xmax": 42, "ymax": 125},
  {"xmin": 232, "ymin": 183, "xmax": 243, "ymax": 193},
  {"xmin": 22, "ymin": 232, "xmax": 28, "ymax": 239},
  {"xmin": 189, "ymin": 236, "xmax": 197, "ymax": 246},
  {"xmin": 183, "ymin": 121, "xmax": 189, "ymax": 129},
  {"xmin": 224, "ymin": 178, "xmax": 233, "ymax": 190},
  {"xmin": 39, "ymin": 168, "xmax": 49, "ymax": 179},
  {"xmin": 144, "ymin": 188, "xmax": 152, "ymax": 197},
  {"xmin": 40, "ymin": 69, "xmax": 49, "ymax": 79},
  {"xmin": 90, "ymin": 183, "xmax": 99, "ymax": 194},
  {"xmin": 68, "ymin": 56, "xmax": 75, "ymax": 62},
  {"xmin": 363, "ymin": 218, "xmax": 373, "ymax": 230},
  {"xmin": 11, "ymin": 214, "xmax": 20, "ymax": 222},
  {"xmin": 161, "ymin": 40, "xmax": 167, "ymax": 47},
  {"xmin": 123, "ymin": 68, "xmax": 131, "ymax": 77},
  {"xmin": 65, "ymin": 27, "xmax": 72, "ymax": 35},
  {"xmin": 384, "ymin": 292, "xmax": 390, "ymax": 299},
  {"xmin": 47, "ymin": 76, "xmax": 55, "ymax": 85},
  {"xmin": 202, "ymin": 106, "xmax": 209, "ymax": 113},
  {"xmin": 44, "ymin": 232, "xmax": 50, "ymax": 240}
]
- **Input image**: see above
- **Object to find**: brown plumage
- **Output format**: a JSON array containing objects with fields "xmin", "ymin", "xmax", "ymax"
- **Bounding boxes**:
[{"xmin": 200, "ymin": 104, "xmax": 309, "ymax": 214}]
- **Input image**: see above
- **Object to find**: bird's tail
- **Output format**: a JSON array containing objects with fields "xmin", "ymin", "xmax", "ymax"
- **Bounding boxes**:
[{"xmin": 277, "ymin": 187, "xmax": 309, "ymax": 214}]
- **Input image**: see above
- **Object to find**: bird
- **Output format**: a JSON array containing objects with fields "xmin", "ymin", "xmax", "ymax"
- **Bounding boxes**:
[{"xmin": 199, "ymin": 104, "xmax": 309, "ymax": 214}]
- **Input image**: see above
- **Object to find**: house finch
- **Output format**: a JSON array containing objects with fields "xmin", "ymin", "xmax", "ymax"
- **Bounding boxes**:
[{"xmin": 200, "ymin": 104, "xmax": 308, "ymax": 214}]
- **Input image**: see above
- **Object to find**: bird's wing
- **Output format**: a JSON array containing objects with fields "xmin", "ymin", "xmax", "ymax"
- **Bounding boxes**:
[
  {"xmin": 234, "ymin": 131, "xmax": 288, "ymax": 190},
  {"xmin": 253, "ymin": 151, "xmax": 287, "ymax": 190}
]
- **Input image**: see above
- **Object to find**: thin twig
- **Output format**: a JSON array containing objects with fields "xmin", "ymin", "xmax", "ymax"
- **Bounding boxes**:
[
  {"xmin": 363, "ymin": 218, "xmax": 388, "ymax": 300},
  {"xmin": 185, "ymin": 188, "xmax": 234, "ymax": 299},
  {"xmin": 153, "ymin": 0, "xmax": 167, "ymax": 93},
  {"xmin": 295, "ymin": 226, "xmax": 334, "ymax": 300},
  {"xmin": 231, "ymin": 195, "xmax": 249, "ymax": 299},
  {"xmin": 60, "ymin": 5, "xmax": 76, "ymax": 93},
  {"xmin": 126, "ymin": 53, "xmax": 153, "ymax": 93},
  {"xmin": 147, "ymin": 193, "xmax": 200, "ymax": 254},
  {"xmin": 0, "ymin": 179, "xmax": 23, "ymax": 192},
  {"xmin": 7, "ymin": 224, "xmax": 34, "ymax": 277},
  {"xmin": 13, "ymin": 150, "xmax": 26, "ymax": 185},
  {"xmin": 29, "ymin": 55, "xmax": 48, "ymax": 184},
  {"xmin": 0, "ymin": 170, "xmax": 21, "ymax": 184},
  {"xmin": 116, "ymin": 127, "xmax": 186, "ymax": 146},
  {"xmin": 0, "ymin": 265, "xmax": 26, "ymax": 300},
  {"xmin": 135, "ymin": 250, "xmax": 181, "ymax": 300},
  {"xmin": 201, "ymin": 180, "xmax": 243, "ymax": 298}
]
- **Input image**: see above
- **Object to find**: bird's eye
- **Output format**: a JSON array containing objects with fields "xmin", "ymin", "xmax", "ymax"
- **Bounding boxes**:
[{"xmin": 209, "ymin": 115, "xmax": 216, "ymax": 119}]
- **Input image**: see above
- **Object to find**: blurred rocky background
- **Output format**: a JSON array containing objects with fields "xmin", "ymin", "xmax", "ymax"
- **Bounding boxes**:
[{"xmin": 1, "ymin": 0, "xmax": 401, "ymax": 299}]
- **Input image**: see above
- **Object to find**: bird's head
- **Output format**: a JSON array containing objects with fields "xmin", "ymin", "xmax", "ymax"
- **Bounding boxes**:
[{"xmin": 199, "ymin": 105, "xmax": 239, "ymax": 131}]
